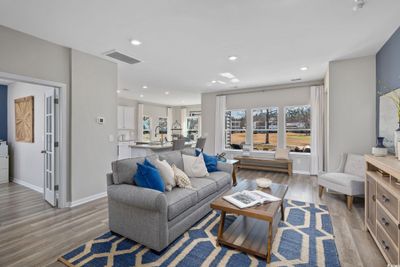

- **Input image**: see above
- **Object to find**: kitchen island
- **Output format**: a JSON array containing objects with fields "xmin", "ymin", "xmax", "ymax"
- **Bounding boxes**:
[{"xmin": 126, "ymin": 141, "xmax": 195, "ymax": 158}]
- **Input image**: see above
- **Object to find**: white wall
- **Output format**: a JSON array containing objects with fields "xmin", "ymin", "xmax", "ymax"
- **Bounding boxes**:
[
  {"xmin": 70, "ymin": 50, "xmax": 117, "ymax": 202},
  {"xmin": 7, "ymin": 82, "xmax": 50, "ymax": 190},
  {"xmin": 327, "ymin": 56, "xmax": 376, "ymax": 170},
  {"xmin": 202, "ymin": 82, "xmax": 320, "ymax": 174}
]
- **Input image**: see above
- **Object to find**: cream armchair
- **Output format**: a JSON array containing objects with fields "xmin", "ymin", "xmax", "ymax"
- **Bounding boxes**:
[{"xmin": 318, "ymin": 153, "xmax": 365, "ymax": 210}]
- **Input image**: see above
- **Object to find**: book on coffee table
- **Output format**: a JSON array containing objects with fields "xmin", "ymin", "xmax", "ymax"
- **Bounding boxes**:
[{"xmin": 223, "ymin": 190, "xmax": 281, "ymax": 209}]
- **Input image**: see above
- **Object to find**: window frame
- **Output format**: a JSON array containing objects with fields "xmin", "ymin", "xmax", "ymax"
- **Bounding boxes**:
[
  {"xmin": 224, "ymin": 109, "xmax": 247, "ymax": 151},
  {"xmin": 251, "ymin": 107, "xmax": 279, "ymax": 152},
  {"xmin": 143, "ymin": 115, "xmax": 151, "ymax": 142},
  {"xmin": 284, "ymin": 105, "xmax": 311, "ymax": 154}
]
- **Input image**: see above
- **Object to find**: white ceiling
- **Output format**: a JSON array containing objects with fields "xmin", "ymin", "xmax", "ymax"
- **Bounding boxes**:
[{"xmin": 0, "ymin": 0, "xmax": 399, "ymax": 106}]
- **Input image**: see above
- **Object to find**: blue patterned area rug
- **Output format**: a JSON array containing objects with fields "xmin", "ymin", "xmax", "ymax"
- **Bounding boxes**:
[{"xmin": 58, "ymin": 200, "xmax": 340, "ymax": 267}]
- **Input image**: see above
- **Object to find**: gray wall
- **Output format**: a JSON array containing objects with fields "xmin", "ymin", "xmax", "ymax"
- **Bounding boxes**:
[
  {"xmin": 327, "ymin": 56, "xmax": 376, "ymax": 170},
  {"xmin": 0, "ymin": 25, "xmax": 72, "ymax": 200},
  {"xmin": 70, "ymin": 50, "xmax": 117, "ymax": 201},
  {"xmin": 0, "ymin": 26, "xmax": 118, "ymax": 203},
  {"xmin": 201, "ymin": 83, "xmax": 319, "ymax": 174}
]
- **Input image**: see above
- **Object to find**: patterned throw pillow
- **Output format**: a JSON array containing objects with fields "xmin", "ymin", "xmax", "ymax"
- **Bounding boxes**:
[{"xmin": 172, "ymin": 164, "xmax": 193, "ymax": 189}]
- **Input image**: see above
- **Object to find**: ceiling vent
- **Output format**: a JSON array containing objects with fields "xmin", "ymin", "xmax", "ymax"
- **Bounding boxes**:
[{"xmin": 104, "ymin": 50, "xmax": 141, "ymax": 64}]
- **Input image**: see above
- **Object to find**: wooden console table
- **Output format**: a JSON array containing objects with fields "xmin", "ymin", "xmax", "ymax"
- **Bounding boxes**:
[
  {"xmin": 365, "ymin": 155, "xmax": 400, "ymax": 265},
  {"xmin": 234, "ymin": 156, "xmax": 293, "ymax": 176}
]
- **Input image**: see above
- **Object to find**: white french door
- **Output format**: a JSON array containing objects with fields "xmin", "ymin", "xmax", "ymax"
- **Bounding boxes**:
[{"xmin": 43, "ymin": 88, "xmax": 56, "ymax": 206}]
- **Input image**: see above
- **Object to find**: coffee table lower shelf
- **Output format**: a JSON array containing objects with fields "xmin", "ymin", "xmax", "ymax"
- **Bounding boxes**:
[{"xmin": 216, "ymin": 212, "xmax": 280, "ymax": 263}]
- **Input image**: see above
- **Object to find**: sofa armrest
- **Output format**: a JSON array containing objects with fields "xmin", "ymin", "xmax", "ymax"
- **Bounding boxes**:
[
  {"xmin": 217, "ymin": 161, "xmax": 233, "ymax": 175},
  {"xmin": 106, "ymin": 173, "xmax": 114, "ymax": 186},
  {"xmin": 107, "ymin": 184, "xmax": 167, "ymax": 211}
]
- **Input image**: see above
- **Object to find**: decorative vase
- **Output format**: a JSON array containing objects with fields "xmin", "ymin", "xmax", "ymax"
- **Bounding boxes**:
[
  {"xmin": 376, "ymin": 137, "xmax": 385, "ymax": 148},
  {"xmin": 372, "ymin": 137, "xmax": 388, "ymax": 157}
]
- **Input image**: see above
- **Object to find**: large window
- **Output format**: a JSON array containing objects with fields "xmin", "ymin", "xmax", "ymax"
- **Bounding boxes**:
[
  {"xmin": 252, "ymin": 108, "xmax": 278, "ymax": 151},
  {"xmin": 285, "ymin": 105, "xmax": 311, "ymax": 153},
  {"xmin": 225, "ymin": 110, "xmax": 246, "ymax": 150},
  {"xmin": 143, "ymin": 116, "xmax": 151, "ymax": 142}
]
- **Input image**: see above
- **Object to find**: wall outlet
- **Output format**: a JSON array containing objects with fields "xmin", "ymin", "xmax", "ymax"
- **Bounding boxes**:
[{"xmin": 97, "ymin": 117, "xmax": 105, "ymax": 125}]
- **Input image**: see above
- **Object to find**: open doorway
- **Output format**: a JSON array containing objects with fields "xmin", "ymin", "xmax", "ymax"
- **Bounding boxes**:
[{"xmin": 0, "ymin": 77, "xmax": 64, "ymax": 208}]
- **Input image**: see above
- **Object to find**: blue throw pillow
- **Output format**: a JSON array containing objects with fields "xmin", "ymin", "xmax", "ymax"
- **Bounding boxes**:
[
  {"xmin": 134, "ymin": 163, "xmax": 165, "ymax": 192},
  {"xmin": 144, "ymin": 158, "xmax": 156, "ymax": 169},
  {"xmin": 195, "ymin": 149, "xmax": 218, "ymax": 172}
]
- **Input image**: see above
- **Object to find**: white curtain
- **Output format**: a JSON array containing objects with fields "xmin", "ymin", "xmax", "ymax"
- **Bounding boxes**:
[
  {"xmin": 215, "ymin": 95, "xmax": 226, "ymax": 154},
  {"xmin": 167, "ymin": 107, "xmax": 173, "ymax": 141},
  {"xmin": 310, "ymin": 86, "xmax": 325, "ymax": 175},
  {"xmin": 137, "ymin": 103, "xmax": 144, "ymax": 142}
]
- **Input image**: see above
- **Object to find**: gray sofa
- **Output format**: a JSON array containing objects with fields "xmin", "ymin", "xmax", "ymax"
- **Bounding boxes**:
[{"xmin": 106, "ymin": 149, "xmax": 233, "ymax": 252}]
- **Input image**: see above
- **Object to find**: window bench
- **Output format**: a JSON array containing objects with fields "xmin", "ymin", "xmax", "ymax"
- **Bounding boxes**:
[{"xmin": 234, "ymin": 156, "xmax": 293, "ymax": 176}]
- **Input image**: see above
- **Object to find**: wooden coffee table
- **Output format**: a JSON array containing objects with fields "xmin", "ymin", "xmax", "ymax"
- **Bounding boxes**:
[{"xmin": 210, "ymin": 180, "xmax": 288, "ymax": 263}]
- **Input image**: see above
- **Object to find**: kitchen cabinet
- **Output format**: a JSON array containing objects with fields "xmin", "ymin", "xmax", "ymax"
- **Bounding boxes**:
[{"xmin": 118, "ymin": 106, "xmax": 135, "ymax": 130}]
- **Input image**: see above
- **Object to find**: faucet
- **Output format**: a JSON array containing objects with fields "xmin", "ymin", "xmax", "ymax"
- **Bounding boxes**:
[{"xmin": 154, "ymin": 126, "xmax": 165, "ymax": 145}]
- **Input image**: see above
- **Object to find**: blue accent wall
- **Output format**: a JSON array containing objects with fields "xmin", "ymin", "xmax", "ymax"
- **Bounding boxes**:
[
  {"xmin": 0, "ymin": 85, "xmax": 7, "ymax": 141},
  {"xmin": 377, "ymin": 26, "xmax": 400, "ymax": 95}
]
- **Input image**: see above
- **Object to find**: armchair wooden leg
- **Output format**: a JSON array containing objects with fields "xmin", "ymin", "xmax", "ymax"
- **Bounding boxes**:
[
  {"xmin": 346, "ymin": 195, "xmax": 353, "ymax": 211},
  {"xmin": 319, "ymin": 185, "xmax": 324, "ymax": 198}
]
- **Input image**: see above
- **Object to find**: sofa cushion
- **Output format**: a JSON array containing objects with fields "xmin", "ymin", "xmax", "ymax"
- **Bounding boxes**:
[
  {"xmin": 181, "ymin": 147, "xmax": 196, "ymax": 156},
  {"xmin": 111, "ymin": 154, "xmax": 158, "ymax": 185},
  {"xmin": 203, "ymin": 171, "xmax": 231, "ymax": 190},
  {"xmin": 159, "ymin": 151, "xmax": 184, "ymax": 170},
  {"xmin": 190, "ymin": 178, "xmax": 218, "ymax": 201},
  {"xmin": 165, "ymin": 188, "xmax": 198, "ymax": 221}
]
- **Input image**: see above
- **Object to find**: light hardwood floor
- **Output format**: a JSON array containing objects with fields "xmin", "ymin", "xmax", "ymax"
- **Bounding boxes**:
[{"xmin": 0, "ymin": 170, "xmax": 386, "ymax": 267}]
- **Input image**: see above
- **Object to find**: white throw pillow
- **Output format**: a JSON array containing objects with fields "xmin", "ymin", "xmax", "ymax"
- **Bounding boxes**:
[
  {"xmin": 182, "ymin": 153, "xmax": 209, "ymax": 178},
  {"xmin": 275, "ymin": 148, "xmax": 290, "ymax": 160},
  {"xmin": 172, "ymin": 164, "xmax": 193, "ymax": 189},
  {"xmin": 154, "ymin": 159, "xmax": 176, "ymax": 191}
]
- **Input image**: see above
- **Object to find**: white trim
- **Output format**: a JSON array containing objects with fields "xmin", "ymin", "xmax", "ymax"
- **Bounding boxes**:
[
  {"xmin": 67, "ymin": 191, "xmax": 107, "ymax": 208},
  {"xmin": 11, "ymin": 177, "xmax": 43, "ymax": 194},
  {"xmin": 293, "ymin": 170, "xmax": 311, "ymax": 175},
  {"xmin": 0, "ymin": 71, "xmax": 69, "ymax": 208}
]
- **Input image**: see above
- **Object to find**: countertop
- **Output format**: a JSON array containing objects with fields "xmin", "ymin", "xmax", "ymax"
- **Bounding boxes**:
[{"xmin": 129, "ymin": 141, "xmax": 195, "ymax": 150}]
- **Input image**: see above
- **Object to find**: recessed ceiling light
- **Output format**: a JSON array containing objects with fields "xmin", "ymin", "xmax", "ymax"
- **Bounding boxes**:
[
  {"xmin": 211, "ymin": 80, "xmax": 217, "ymax": 84},
  {"xmin": 130, "ymin": 39, "xmax": 142, "ymax": 46},
  {"xmin": 220, "ymin": 72, "xmax": 235, "ymax": 79},
  {"xmin": 165, "ymin": 91, "xmax": 170, "ymax": 95},
  {"xmin": 217, "ymin": 80, "xmax": 227, "ymax": 85},
  {"xmin": 139, "ymin": 94, "xmax": 144, "ymax": 98},
  {"xmin": 300, "ymin": 66, "xmax": 308, "ymax": 71},
  {"xmin": 142, "ymin": 85, "xmax": 148, "ymax": 89},
  {"xmin": 117, "ymin": 90, "xmax": 121, "ymax": 94},
  {"xmin": 231, "ymin": 78, "xmax": 240, "ymax": 83},
  {"xmin": 228, "ymin": 56, "xmax": 238, "ymax": 61}
]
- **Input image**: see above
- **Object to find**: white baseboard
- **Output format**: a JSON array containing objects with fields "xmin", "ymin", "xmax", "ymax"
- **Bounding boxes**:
[
  {"xmin": 293, "ymin": 170, "xmax": 311, "ymax": 175},
  {"xmin": 67, "ymin": 191, "xmax": 107, "ymax": 208},
  {"xmin": 11, "ymin": 177, "xmax": 43, "ymax": 193}
]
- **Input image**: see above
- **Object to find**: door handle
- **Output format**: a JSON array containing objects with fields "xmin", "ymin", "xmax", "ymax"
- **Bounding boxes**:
[{"xmin": 41, "ymin": 150, "xmax": 46, "ymax": 154}]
